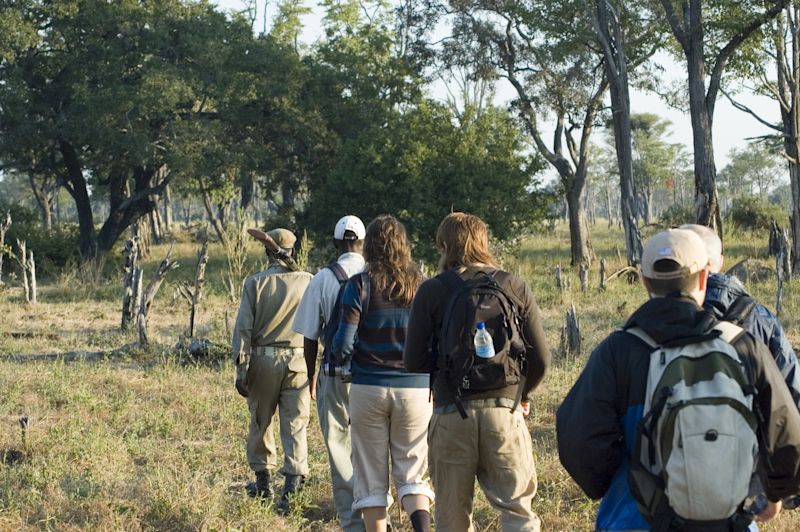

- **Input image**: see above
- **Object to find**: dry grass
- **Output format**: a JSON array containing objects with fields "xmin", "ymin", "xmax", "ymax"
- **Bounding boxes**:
[{"xmin": 0, "ymin": 222, "xmax": 798, "ymax": 530}]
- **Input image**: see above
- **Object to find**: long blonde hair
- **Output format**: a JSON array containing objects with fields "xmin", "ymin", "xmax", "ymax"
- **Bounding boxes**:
[
  {"xmin": 436, "ymin": 212, "xmax": 499, "ymax": 272},
  {"xmin": 363, "ymin": 215, "xmax": 423, "ymax": 307}
]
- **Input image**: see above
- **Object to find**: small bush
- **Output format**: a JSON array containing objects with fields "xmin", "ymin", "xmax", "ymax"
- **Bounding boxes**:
[
  {"xmin": 659, "ymin": 204, "xmax": 695, "ymax": 227},
  {"xmin": 0, "ymin": 202, "xmax": 81, "ymax": 278},
  {"xmin": 727, "ymin": 195, "xmax": 788, "ymax": 231}
]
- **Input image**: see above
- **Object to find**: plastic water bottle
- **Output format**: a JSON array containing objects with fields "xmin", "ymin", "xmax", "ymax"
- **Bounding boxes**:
[{"xmin": 474, "ymin": 322, "xmax": 496, "ymax": 359}]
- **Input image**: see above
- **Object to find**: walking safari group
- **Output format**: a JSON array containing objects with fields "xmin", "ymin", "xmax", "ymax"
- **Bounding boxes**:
[{"xmin": 231, "ymin": 211, "xmax": 800, "ymax": 532}]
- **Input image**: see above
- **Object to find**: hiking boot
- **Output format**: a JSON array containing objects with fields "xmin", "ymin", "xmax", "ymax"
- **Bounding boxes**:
[
  {"xmin": 277, "ymin": 474, "xmax": 305, "ymax": 514},
  {"xmin": 253, "ymin": 470, "xmax": 272, "ymax": 500}
]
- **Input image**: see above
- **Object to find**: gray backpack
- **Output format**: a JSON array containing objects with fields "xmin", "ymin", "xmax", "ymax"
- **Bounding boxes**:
[{"xmin": 626, "ymin": 322, "xmax": 758, "ymax": 528}]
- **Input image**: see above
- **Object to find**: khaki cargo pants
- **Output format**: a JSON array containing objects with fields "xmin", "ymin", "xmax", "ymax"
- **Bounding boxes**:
[
  {"xmin": 246, "ymin": 346, "xmax": 310, "ymax": 476},
  {"xmin": 316, "ymin": 373, "xmax": 365, "ymax": 531},
  {"xmin": 428, "ymin": 402, "xmax": 541, "ymax": 532}
]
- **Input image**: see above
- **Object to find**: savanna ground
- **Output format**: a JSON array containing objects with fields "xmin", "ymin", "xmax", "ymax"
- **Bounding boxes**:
[{"xmin": 1, "ymin": 222, "xmax": 798, "ymax": 531}]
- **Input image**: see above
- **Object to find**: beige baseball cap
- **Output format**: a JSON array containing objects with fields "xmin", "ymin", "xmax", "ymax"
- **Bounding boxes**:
[
  {"xmin": 641, "ymin": 229, "xmax": 710, "ymax": 280},
  {"xmin": 267, "ymin": 228, "xmax": 297, "ymax": 249}
]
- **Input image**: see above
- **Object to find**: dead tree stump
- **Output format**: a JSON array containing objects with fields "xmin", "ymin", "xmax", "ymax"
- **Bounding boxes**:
[
  {"xmin": 777, "ymin": 244, "xmax": 788, "ymax": 316},
  {"xmin": 599, "ymin": 257, "xmax": 606, "ymax": 290},
  {"xmin": 580, "ymin": 264, "xmax": 589, "ymax": 292},
  {"xmin": 178, "ymin": 240, "xmax": 209, "ymax": 338},
  {"xmin": 769, "ymin": 219, "xmax": 781, "ymax": 256},
  {"xmin": 560, "ymin": 304, "xmax": 581, "ymax": 357},
  {"xmin": 0, "ymin": 211, "xmax": 11, "ymax": 284},
  {"xmin": 121, "ymin": 237, "xmax": 143, "ymax": 330},
  {"xmin": 15, "ymin": 240, "xmax": 36, "ymax": 304},
  {"xmin": 555, "ymin": 264, "xmax": 564, "ymax": 291},
  {"xmin": 138, "ymin": 243, "xmax": 179, "ymax": 346}
]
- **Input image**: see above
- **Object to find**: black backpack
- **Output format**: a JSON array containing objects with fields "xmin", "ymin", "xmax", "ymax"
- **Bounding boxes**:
[
  {"xmin": 321, "ymin": 264, "xmax": 370, "ymax": 372},
  {"xmin": 437, "ymin": 269, "xmax": 527, "ymax": 418}
]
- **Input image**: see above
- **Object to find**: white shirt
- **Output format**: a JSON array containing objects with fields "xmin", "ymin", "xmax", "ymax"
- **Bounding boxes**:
[{"xmin": 291, "ymin": 252, "xmax": 366, "ymax": 341}]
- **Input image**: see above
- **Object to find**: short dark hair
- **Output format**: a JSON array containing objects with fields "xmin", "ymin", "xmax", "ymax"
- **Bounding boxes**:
[
  {"xmin": 643, "ymin": 259, "xmax": 700, "ymax": 296},
  {"xmin": 334, "ymin": 233, "xmax": 363, "ymax": 253}
]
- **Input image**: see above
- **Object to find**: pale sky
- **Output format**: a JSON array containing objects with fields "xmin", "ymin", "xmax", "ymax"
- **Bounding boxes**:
[{"xmin": 215, "ymin": 0, "xmax": 780, "ymax": 170}]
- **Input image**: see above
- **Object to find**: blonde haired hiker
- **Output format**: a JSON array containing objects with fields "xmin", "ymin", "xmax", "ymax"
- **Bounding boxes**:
[{"xmin": 404, "ymin": 212, "xmax": 551, "ymax": 531}]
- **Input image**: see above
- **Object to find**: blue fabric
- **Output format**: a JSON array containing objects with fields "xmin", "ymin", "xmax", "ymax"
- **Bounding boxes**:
[
  {"xmin": 596, "ymin": 404, "xmax": 649, "ymax": 532},
  {"xmin": 706, "ymin": 274, "xmax": 800, "ymax": 409},
  {"xmin": 350, "ymin": 359, "xmax": 429, "ymax": 388},
  {"xmin": 331, "ymin": 273, "xmax": 427, "ymax": 387}
]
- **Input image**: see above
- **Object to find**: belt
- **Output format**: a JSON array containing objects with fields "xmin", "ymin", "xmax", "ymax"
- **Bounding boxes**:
[{"xmin": 254, "ymin": 345, "xmax": 302, "ymax": 357}]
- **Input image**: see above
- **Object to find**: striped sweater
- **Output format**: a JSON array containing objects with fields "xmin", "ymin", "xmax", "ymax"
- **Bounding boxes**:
[{"xmin": 331, "ymin": 273, "xmax": 428, "ymax": 388}]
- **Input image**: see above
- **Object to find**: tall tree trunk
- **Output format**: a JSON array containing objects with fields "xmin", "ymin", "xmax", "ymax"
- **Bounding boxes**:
[
  {"xmin": 28, "ymin": 172, "xmax": 54, "ymax": 230},
  {"xmin": 686, "ymin": 41, "xmax": 721, "ymax": 231},
  {"xmin": 241, "ymin": 172, "xmax": 255, "ymax": 213},
  {"xmin": 783, "ymin": 5, "xmax": 800, "ymax": 273},
  {"xmin": 163, "ymin": 183, "xmax": 173, "ymax": 233},
  {"xmin": 58, "ymin": 139, "xmax": 97, "ymax": 260},
  {"xmin": 595, "ymin": 0, "xmax": 643, "ymax": 266},
  {"xmin": 566, "ymin": 183, "xmax": 593, "ymax": 266},
  {"xmin": 659, "ymin": 0, "xmax": 788, "ymax": 238},
  {"xmin": 201, "ymin": 187, "xmax": 228, "ymax": 245},
  {"xmin": 96, "ymin": 166, "xmax": 163, "ymax": 256}
]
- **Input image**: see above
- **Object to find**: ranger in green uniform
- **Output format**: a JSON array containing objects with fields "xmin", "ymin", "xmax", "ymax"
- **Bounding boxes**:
[{"xmin": 232, "ymin": 228, "xmax": 313, "ymax": 512}]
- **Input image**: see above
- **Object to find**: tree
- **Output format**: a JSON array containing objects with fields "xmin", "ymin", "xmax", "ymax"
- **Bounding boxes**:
[
  {"xmin": 630, "ymin": 113, "xmax": 684, "ymax": 223},
  {"xmin": 594, "ymin": 0, "xmax": 662, "ymax": 265},
  {"xmin": 434, "ymin": 0, "xmax": 610, "ymax": 266},
  {"xmin": 724, "ymin": 2, "xmax": 800, "ymax": 271},
  {"xmin": 0, "ymin": 1, "xmax": 279, "ymax": 260},
  {"xmin": 719, "ymin": 143, "xmax": 783, "ymax": 200},
  {"xmin": 308, "ymin": 102, "xmax": 551, "ymax": 258},
  {"xmin": 656, "ymin": 0, "xmax": 789, "ymax": 233}
]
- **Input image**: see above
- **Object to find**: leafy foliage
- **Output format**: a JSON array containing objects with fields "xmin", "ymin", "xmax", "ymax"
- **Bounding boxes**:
[{"xmin": 727, "ymin": 194, "xmax": 789, "ymax": 230}]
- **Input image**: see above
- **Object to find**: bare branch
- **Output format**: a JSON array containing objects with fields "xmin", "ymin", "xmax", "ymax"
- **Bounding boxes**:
[{"xmin": 720, "ymin": 88, "xmax": 782, "ymax": 131}]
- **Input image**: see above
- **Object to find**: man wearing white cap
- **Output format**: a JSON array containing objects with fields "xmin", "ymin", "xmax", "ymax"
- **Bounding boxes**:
[
  {"xmin": 557, "ymin": 229, "xmax": 800, "ymax": 532},
  {"xmin": 292, "ymin": 215, "xmax": 366, "ymax": 531}
]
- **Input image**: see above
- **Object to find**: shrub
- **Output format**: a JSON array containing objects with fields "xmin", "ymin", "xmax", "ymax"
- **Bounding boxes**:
[
  {"xmin": 727, "ymin": 195, "xmax": 788, "ymax": 231},
  {"xmin": 0, "ymin": 202, "xmax": 81, "ymax": 278},
  {"xmin": 659, "ymin": 204, "xmax": 695, "ymax": 227}
]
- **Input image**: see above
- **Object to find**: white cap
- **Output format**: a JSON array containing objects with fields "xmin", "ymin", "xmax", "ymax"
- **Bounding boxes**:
[
  {"xmin": 641, "ymin": 229, "xmax": 710, "ymax": 280},
  {"xmin": 679, "ymin": 224, "xmax": 723, "ymax": 273},
  {"xmin": 334, "ymin": 215, "xmax": 366, "ymax": 241}
]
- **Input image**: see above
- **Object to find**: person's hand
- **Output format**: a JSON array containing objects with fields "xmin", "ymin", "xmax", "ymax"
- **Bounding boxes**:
[
  {"xmin": 520, "ymin": 400, "xmax": 531, "ymax": 417},
  {"xmin": 309, "ymin": 376, "xmax": 317, "ymax": 401},
  {"xmin": 756, "ymin": 500, "xmax": 782, "ymax": 522},
  {"xmin": 235, "ymin": 377, "xmax": 249, "ymax": 398}
]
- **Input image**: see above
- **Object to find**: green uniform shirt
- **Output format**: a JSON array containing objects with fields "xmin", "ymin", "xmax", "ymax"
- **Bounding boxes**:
[{"xmin": 232, "ymin": 264, "xmax": 313, "ymax": 363}]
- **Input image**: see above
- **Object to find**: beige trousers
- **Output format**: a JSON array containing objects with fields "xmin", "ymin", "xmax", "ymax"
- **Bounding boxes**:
[
  {"xmin": 246, "ymin": 347, "xmax": 310, "ymax": 476},
  {"xmin": 428, "ymin": 403, "xmax": 541, "ymax": 532},
  {"xmin": 316, "ymin": 373, "xmax": 365, "ymax": 531},
  {"xmin": 348, "ymin": 384, "xmax": 434, "ymax": 511}
]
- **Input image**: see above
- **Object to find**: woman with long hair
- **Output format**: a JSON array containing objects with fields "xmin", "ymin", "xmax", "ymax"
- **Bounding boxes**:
[{"xmin": 332, "ymin": 214, "xmax": 433, "ymax": 532}]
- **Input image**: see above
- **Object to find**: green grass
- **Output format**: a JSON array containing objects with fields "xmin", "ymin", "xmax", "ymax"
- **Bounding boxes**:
[{"xmin": 1, "ymin": 222, "xmax": 799, "ymax": 530}]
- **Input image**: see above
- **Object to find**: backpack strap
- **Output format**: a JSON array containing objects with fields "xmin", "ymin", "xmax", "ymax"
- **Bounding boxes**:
[
  {"xmin": 713, "ymin": 320, "xmax": 745, "ymax": 344},
  {"xmin": 722, "ymin": 295, "xmax": 757, "ymax": 326},
  {"xmin": 624, "ymin": 326, "xmax": 660, "ymax": 350},
  {"xmin": 359, "ymin": 272, "xmax": 371, "ymax": 317},
  {"xmin": 438, "ymin": 270, "xmax": 470, "ymax": 419},
  {"xmin": 327, "ymin": 262, "xmax": 349, "ymax": 284},
  {"xmin": 439, "ymin": 268, "xmax": 466, "ymax": 294}
]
